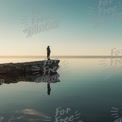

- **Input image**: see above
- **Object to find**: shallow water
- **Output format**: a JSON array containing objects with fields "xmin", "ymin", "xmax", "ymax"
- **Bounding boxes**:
[{"xmin": 0, "ymin": 57, "xmax": 122, "ymax": 122}]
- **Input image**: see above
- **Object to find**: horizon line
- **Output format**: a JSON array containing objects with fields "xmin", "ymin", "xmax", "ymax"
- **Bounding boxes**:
[{"xmin": 0, "ymin": 55, "xmax": 122, "ymax": 58}]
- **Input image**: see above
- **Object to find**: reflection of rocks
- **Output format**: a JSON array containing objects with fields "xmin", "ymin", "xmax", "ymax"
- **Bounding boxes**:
[
  {"xmin": 0, "ymin": 72, "xmax": 60, "ymax": 84},
  {"xmin": 0, "ymin": 60, "xmax": 60, "ymax": 84},
  {"xmin": 34, "ymin": 73, "xmax": 60, "ymax": 83}
]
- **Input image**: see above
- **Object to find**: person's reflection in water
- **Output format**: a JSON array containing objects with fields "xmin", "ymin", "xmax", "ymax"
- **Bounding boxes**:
[
  {"xmin": 46, "ymin": 66, "xmax": 51, "ymax": 95},
  {"xmin": 47, "ymin": 83, "xmax": 51, "ymax": 95}
]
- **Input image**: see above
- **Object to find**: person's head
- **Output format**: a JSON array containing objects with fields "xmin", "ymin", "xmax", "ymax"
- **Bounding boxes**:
[{"xmin": 47, "ymin": 46, "xmax": 50, "ymax": 48}]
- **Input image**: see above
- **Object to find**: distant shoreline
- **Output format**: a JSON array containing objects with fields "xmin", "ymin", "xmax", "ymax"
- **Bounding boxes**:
[{"xmin": 0, "ymin": 56, "xmax": 122, "ymax": 59}]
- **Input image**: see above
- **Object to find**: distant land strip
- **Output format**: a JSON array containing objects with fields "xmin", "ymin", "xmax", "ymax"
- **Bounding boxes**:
[{"xmin": 0, "ymin": 56, "xmax": 122, "ymax": 58}]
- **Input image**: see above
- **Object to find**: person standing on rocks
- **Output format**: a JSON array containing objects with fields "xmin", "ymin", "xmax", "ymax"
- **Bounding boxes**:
[{"xmin": 47, "ymin": 46, "xmax": 51, "ymax": 60}]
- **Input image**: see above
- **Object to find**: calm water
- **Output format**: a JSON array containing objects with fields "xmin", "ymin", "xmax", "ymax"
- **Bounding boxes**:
[{"xmin": 0, "ymin": 57, "xmax": 122, "ymax": 122}]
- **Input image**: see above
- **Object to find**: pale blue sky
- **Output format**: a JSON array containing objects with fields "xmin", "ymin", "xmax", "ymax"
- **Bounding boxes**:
[{"xmin": 0, "ymin": 0, "xmax": 122, "ymax": 56}]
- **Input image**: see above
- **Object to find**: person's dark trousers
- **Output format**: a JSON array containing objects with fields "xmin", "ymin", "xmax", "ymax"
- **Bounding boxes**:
[{"xmin": 47, "ymin": 53, "xmax": 50, "ymax": 60}]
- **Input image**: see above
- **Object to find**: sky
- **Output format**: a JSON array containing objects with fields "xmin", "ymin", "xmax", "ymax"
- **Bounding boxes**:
[{"xmin": 0, "ymin": 0, "xmax": 122, "ymax": 56}]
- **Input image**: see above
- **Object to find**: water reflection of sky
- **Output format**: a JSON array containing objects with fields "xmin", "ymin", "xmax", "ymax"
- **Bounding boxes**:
[{"xmin": 0, "ymin": 58, "xmax": 122, "ymax": 122}]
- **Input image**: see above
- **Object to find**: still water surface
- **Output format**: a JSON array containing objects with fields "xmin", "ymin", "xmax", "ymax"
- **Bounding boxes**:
[{"xmin": 0, "ymin": 57, "xmax": 122, "ymax": 122}]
